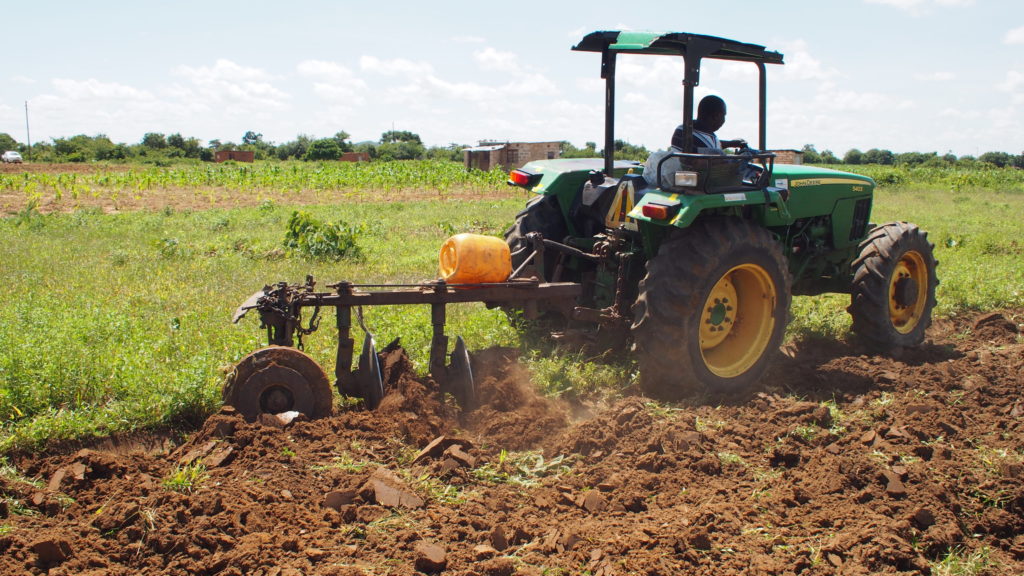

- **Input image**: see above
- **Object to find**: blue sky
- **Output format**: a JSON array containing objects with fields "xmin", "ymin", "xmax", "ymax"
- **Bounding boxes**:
[{"xmin": 1, "ymin": 0, "xmax": 1021, "ymax": 157}]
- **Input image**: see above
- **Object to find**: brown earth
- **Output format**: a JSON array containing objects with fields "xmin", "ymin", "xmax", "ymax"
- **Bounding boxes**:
[{"xmin": 1, "ymin": 310, "xmax": 1022, "ymax": 575}]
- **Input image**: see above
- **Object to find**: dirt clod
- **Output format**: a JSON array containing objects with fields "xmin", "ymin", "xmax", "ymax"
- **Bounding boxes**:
[
  {"xmin": 31, "ymin": 538, "xmax": 72, "ymax": 567},
  {"xmin": 413, "ymin": 540, "xmax": 447, "ymax": 573}
]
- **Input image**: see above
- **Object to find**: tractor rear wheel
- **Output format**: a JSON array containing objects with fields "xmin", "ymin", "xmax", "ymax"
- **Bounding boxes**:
[
  {"xmin": 504, "ymin": 194, "xmax": 569, "ymax": 282},
  {"xmin": 631, "ymin": 218, "xmax": 791, "ymax": 399},
  {"xmin": 223, "ymin": 346, "xmax": 334, "ymax": 421},
  {"xmin": 503, "ymin": 195, "xmax": 574, "ymax": 324},
  {"xmin": 848, "ymin": 222, "xmax": 938, "ymax": 348}
]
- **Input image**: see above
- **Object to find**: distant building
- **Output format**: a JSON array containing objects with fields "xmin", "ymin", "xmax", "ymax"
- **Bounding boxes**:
[
  {"xmin": 768, "ymin": 149, "xmax": 803, "ymax": 165},
  {"xmin": 464, "ymin": 141, "xmax": 561, "ymax": 171},
  {"xmin": 214, "ymin": 150, "xmax": 255, "ymax": 163},
  {"xmin": 340, "ymin": 152, "xmax": 370, "ymax": 162}
]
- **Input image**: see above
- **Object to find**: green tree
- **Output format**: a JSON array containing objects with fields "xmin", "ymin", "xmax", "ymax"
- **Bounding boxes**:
[
  {"xmin": 332, "ymin": 131, "xmax": 353, "ymax": 153},
  {"xmin": 426, "ymin": 143, "xmax": 465, "ymax": 162},
  {"xmin": 276, "ymin": 135, "xmax": 313, "ymax": 160},
  {"xmin": 381, "ymin": 130, "xmax": 422, "ymax": 145},
  {"xmin": 377, "ymin": 140, "xmax": 424, "ymax": 160},
  {"xmin": 559, "ymin": 141, "xmax": 597, "ymax": 158},
  {"xmin": 612, "ymin": 139, "xmax": 649, "ymax": 161},
  {"xmin": 242, "ymin": 131, "xmax": 263, "ymax": 146},
  {"xmin": 978, "ymin": 151, "xmax": 1013, "ymax": 167},
  {"xmin": 303, "ymin": 138, "xmax": 342, "ymax": 161},
  {"xmin": 142, "ymin": 133, "xmax": 167, "ymax": 149},
  {"xmin": 863, "ymin": 148, "xmax": 894, "ymax": 165},
  {"xmin": 843, "ymin": 149, "xmax": 863, "ymax": 165},
  {"xmin": 819, "ymin": 149, "xmax": 839, "ymax": 163},
  {"xmin": 894, "ymin": 151, "xmax": 935, "ymax": 166},
  {"xmin": 801, "ymin": 144, "xmax": 822, "ymax": 164},
  {"xmin": 0, "ymin": 133, "xmax": 18, "ymax": 152}
]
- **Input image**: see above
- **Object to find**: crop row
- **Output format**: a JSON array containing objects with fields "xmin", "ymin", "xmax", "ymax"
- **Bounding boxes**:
[{"xmin": 0, "ymin": 160, "xmax": 509, "ymax": 197}]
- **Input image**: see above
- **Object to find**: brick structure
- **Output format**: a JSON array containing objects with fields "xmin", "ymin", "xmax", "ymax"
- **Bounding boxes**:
[
  {"xmin": 768, "ymin": 149, "xmax": 803, "ymax": 165},
  {"xmin": 340, "ymin": 152, "xmax": 370, "ymax": 162},
  {"xmin": 464, "ymin": 141, "xmax": 561, "ymax": 171},
  {"xmin": 214, "ymin": 150, "xmax": 255, "ymax": 163}
]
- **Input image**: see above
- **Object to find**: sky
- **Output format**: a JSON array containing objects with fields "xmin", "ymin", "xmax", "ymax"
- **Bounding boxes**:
[{"xmin": 1, "ymin": 0, "xmax": 1021, "ymax": 158}]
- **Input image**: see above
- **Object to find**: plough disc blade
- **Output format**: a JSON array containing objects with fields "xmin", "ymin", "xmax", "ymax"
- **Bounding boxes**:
[
  {"xmin": 357, "ymin": 333, "xmax": 384, "ymax": 410},
  {"xmin": 447, "ymin": 336, "xmax": 476, "ymax": 411},
  {"xmin": 223, "ymin": 346, "xmax": 333, "ymax": 421}
]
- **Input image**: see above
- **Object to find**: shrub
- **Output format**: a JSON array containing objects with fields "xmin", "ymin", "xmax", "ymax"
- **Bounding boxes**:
[{"xmin": 283, "ymin": 210, "xmax": 363, "ymax": 261}]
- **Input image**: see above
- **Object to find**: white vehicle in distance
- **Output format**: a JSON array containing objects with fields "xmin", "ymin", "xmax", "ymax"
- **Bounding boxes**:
[{"xmin": 2, "ymin": 151, "xmax": 23, "ymax": 163}]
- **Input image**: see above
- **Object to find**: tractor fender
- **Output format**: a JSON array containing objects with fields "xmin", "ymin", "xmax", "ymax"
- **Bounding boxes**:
[{"xmin": 627, "ymin": 187, "xmax": 790, "ymax": 228}]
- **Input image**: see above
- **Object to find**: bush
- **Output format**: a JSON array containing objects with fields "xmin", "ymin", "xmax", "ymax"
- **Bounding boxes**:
[
  {"xmin": 283, "ymin": 211, "xmax": 363, "ymax": 261},
  {"xmin": 303, "ymin": 139, "xmax": 342, "ymax": 161}
]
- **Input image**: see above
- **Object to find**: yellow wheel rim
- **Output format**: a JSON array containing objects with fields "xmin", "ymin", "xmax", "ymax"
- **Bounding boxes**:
[
  {"xmin": 700, "ymin": 264, "xmax": 777, "ymax": 378},
  {"xmin": 889, "ymin": 250, "xmax": 928, "ymax": 334}
]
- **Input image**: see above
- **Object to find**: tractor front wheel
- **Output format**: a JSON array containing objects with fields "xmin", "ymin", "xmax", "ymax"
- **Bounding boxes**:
[
  {"xmin": 631, "ymin": 218, "xmax": 791, "ymax": 399},
  {"xmin": 848, "ymin": 222, "xmax": 938, "ymax": 349},
  {"xmin": 223, "ymin": 346, "xmax": 334, "ymax": 421}
]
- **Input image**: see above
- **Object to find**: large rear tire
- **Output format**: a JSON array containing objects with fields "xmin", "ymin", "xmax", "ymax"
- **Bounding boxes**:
[
  {"xmin": 223, "ymin": 346, "xmax": 334, "ymax": 421},
  {"xmin": 504, "ymin": 194, "xmax": 568, "ymax": 282},
  {"xmin": 848, "ymin": 222, "xmax": 938, "ymax": 348},
  {"xmin": 631, "ymin": 218, "xmax": 791, "ymax": 399},
  {"xmin": 503, "ymin": 195, "xmax": 573, "ymax": 325}
]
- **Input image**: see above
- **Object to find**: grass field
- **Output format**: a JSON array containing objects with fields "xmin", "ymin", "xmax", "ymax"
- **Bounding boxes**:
[{"xmin": 1, "ymin": 161, "xmax": 1022, "ymax": 453}]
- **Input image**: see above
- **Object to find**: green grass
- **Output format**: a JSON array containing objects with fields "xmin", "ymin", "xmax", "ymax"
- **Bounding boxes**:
[
  {"xmin": 0, "ymin": 197, "xmax": 522, "ymax": 452},
  {"xmin": 161, "ymin": 462, "xmax": 208, "ymax": 494},
  {"xmin": 788, "ymin": 181, "xmax": 1024, "ymax": 339},
  {"xmin": 1, "ymin": 164, "xmax": 1022, "ymax": 452},
  {"xmin": 930, "ymin": 545, "xmax": 994, "ymax": 576}
]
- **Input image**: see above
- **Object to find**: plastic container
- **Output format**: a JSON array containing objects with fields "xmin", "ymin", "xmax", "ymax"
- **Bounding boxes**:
[{"xmin": 439, "ymin": 233, "xmax": 512, "ymax": 284}]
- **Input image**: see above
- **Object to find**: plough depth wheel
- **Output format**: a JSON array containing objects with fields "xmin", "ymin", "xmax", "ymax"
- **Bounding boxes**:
[{"xmin": 223, "ymin": 346, "xmax": 334, "ymax": 421}]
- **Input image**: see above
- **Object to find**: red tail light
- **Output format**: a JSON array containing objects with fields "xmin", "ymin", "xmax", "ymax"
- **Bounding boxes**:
[
  {"xmin": 641, "ymin": 199, "xmax": 681, "ymax": 220},
  {"xmin": 508, "ymin": 169, "xmax": 539, "ymax": 187}
]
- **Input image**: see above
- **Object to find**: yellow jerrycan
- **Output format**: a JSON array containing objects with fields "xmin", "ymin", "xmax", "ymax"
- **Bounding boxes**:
[{"xmin": 438, "ymin": 233, "xmax": 512, "ymax": 284}]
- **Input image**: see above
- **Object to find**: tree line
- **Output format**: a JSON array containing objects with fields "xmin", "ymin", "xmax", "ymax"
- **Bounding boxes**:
[
  {"xmin": 1, "ymin": 130, "xmax": 1021, "ymax": 169},
  {"xmin": 0, "ymin": 130, "xmax": 463, "ymax": 164}
]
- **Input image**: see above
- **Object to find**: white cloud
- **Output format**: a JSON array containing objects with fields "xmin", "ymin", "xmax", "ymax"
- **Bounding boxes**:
[
  {"xmin": 176, "ymin": 59, "xmax": 276, "ymax": 83},
  {"xmin": 297, "ymin": 60, "xmax": 357, "ymax": 82},
  {"xmin": 776, "ymin": 39, "xmax": 837, "ymax": 81},
  {"xmin": 1005, "ymin": 25, "xmax": 1024, "ymax": 45},
  {"xmin": 11, "ymin": 75, "xmax": 35, "ymax": 85},
  {"xmin": 865, "ymin": 0, "xmax": 974, "ymax": 13},
  {"xmin": 174, "ymin": 59, "xmax": 289, "ymax": 112},
  {"xmin": 938, "ymin": 107, "xmax": 981, "ymax": 119},
  {"xmin": 359, "ymin": 56, "xmax": 433, "ymax": 77},
  {"xmin": 914, "ymin": 71, "xmax": 956, "ymax": 81},
  {"xmin": 474, "ymin": 47, "xmax": 521, "ymax": 73},
  {"xmin": 997, "ymin": 70, "xmax": 1024, "ymax": 103},
  {"xmin": 51, "ymin": 78, "xmax": 155, "ymax": 101},
  {"xmin": 865, "ymin": 0, "xmax": 926, "ymax": 9},
  {"xmin": 297, "ymin": 60, "xmax": 367, "ymax": 107}
]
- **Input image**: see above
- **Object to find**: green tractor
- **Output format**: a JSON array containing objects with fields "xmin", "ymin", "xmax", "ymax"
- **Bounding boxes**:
[{"xmin": 503, "ymin": 30, "xmax": 938, "ymax": 398}]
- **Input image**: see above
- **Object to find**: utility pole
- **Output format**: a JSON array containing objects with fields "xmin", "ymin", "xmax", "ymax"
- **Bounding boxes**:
[{"xmin": 24, "ymin": 101, "xmax": 32, "ymax": 161}]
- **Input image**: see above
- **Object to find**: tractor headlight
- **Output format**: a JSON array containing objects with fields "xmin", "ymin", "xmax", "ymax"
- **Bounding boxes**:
[{"xmin": 674, "ymin": 171, "xmax": 698, "ymax": 187}]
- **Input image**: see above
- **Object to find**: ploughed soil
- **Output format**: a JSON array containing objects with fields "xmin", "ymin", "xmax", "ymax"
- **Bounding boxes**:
[{"xmin": 2, "ymin": 310, "xmax": 1022, "ymax": 576}]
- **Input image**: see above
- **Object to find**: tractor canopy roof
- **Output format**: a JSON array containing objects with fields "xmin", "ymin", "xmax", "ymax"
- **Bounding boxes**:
[{"xmin": 573, "ymin": 30, "xmax": 784, "ymax": 65}]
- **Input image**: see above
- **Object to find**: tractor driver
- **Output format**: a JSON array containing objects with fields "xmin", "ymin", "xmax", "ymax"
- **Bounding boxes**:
[{"xmin": 670, "ymin": 95, "xmax": 748, "ymax": 153}]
